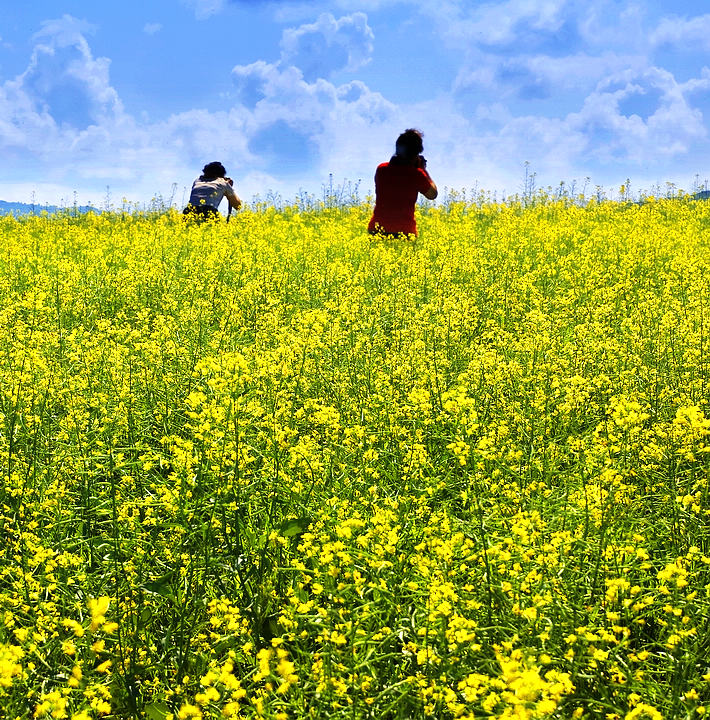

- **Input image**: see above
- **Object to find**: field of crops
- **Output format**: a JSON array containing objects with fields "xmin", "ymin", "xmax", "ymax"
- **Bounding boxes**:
[{"xmin": 0, "ymin": 198, "xmax": 709, "ymax": 719}]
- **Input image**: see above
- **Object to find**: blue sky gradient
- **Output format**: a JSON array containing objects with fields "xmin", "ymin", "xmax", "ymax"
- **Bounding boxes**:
[{"xmin": 1, "ymin": 0, "xmax": 710, "ymax": 206}]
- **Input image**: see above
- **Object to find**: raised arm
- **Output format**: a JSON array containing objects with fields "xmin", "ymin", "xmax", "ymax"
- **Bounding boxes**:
[
  {"xmin": 224, "ymin": 178, "xmax": 242, "ymax": 211},
  {"xmin": 228, "ymin": 192, "xmax": 242, "ymax": 210},
  {"xmin": 417, "ymin": 157, "xmax": 438, "ymax": 200},
  {"xmin": 423, "ymin": 175, "xmax": 438, "ymax": 200}
]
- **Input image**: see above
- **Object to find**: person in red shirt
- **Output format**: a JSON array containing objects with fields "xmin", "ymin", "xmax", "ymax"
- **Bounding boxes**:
[{"xmin": 368, "ymin": 128, "xmax": 438, "ymax": 237}]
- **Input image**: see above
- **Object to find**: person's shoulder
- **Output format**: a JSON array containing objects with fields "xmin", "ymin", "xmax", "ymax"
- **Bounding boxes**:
[{"xmin": 396, "ymin": 163, "xmax": 422, "ymax": 176}]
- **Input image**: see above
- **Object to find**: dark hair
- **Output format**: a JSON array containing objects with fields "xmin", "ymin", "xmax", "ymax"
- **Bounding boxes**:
[
  {"xmin": 202, "ymin": 161, "xmax": 226, "ymax": 180},
  {"xmin": 390, "ymin": 128, "xmax": 424, "ymax": 165}
]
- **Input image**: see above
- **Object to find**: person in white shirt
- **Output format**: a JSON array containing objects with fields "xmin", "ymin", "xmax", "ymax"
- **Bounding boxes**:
[{"xmin": 183, "ymin": 162, "xmax": 242, "ymax": 219}]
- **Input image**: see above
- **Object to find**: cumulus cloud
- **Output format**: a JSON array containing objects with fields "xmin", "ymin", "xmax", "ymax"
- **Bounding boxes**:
[
  {"xmin": 0, "ymin": 16, "xmax": 183, "ymax": 198},
  {"xmin": 226, "ymin": 12, "xmax": 385, "ymax": 179},
  {"xmin": 564, "ymin": 67, "xmax": 706, "ymax": 165},
  {"xmin": 680, "ymin": 67, "xmax": 710, "ymax": 95},
  {"xmin": 33, "ymin": 15, "xmax": 96, "ymax": 46},
  {"xmin": 441, "ymin": 58, "xmax": 709, "ymax": 194},
  {"xmin": 434, "ymin": 0, "xmax": 710, "ymax": 188},
  {"xmin": 27, "ymin": 15, "xmax": 121, "ymax": 125},
  {"xmin": 280, "ymin": 12, "xmax": 374, "ymax": 81},
  {"xmin": 230, "ymin": 57, "xmax": 395, "ymax": 176},
  {"xmin": 0, "ymin": 11, "xmax": 391, "ymax": 204},
  {"xmin": 0, "ymin": 13, "xmax": 123, "ymax": 164},
  {"xmin": 449, "ymin": 0, "xmax": 653, "ymax": 100},
  {"xmin": 443, "ymin": 0, "xmax": 641, "ymax": 124},
  {"xmin": 3, "ymin": 3, "xmax": 710, "ymax": 207}
]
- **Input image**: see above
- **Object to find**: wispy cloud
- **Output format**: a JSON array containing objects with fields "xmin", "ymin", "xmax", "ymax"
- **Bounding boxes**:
[
  {"xmin": 651, "ymin": 13, "xmax": 710, "ymax": 50},
  {"xmin": 182, "ymin": 0, "xmax": 226, "ymax": 20},
  {"xmin": 143, "ymin": 23, "xmax": 163, "ymax": 35},
  {"xmin": 454, "ymin": 51, "xmax": 646, "ymax": 102}
]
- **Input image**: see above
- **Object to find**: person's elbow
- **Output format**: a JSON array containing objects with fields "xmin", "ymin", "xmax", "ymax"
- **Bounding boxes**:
[{"xmin": 424, "ymin": 184, "xmax": 438, "ymax": 201}]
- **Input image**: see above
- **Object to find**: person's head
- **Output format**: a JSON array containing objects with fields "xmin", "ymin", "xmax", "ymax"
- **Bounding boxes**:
[
  {"xmin": 394, "ymin": 129, "xmax": 424, "ymax": 164},
  {"xmin": 201, "ymin": 161, "xmax": 227, "ymax": 180}
]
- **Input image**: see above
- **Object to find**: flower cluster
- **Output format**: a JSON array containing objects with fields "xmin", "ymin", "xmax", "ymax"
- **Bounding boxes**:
[{"xmin": 0, "ymin": 197, "xmax": 708, "ymax": 717}]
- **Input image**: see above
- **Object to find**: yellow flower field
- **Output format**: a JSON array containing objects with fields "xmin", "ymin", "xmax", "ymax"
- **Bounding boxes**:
[{"xmin": 0, "ymin": 198, "xmax": 708, "ymax": 719}]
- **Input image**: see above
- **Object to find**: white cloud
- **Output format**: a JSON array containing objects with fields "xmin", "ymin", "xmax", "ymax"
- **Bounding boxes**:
[
  {"xmin": 0, "ymin": 12, "xmax": 391, "ymax": 205},
  {"xmin": 432, "ymin": 0, "xmax": 710, "ymax": 189},
  {"xmin": 576, "ymin": 1, "xmax": 648, "ymax": 51},
  {"xmin": 3, "ymin": 4, "xmax": 710, "ymax": 208},
  {"xmin": 182, "ymin": 0, "xmax": 226, "ymax": 20},
  {"xmin": 33, "ymin": 15, "xmax": 96, "ymax": 46},
  {"xmin": 143, "ymin": 23, "xmax": 163, "ymax": 35},
  {"xmin": 225, "ymin": 13, "xmax": 390, "ymax": 185},
  {"xmin": 680, "ymin": 67, "xmax": 710, "ymax": 95},
  {"xmin": 454, "ymin": 51, "xmax": 646, "ymax": 100},
  {"xmin": 523, "ymin": 53, "xmax": 643, "ymax": 89},
  {"xmin": 403, "ymin": 0, "xmax": 577, "ymax": 51},
  {"xmin": 0, "ymin": 16, "xmax": 173, "ymax": 202},
  {"xmin": 0, "ymin": 14, "xmax": 125, "ymax": 179},
  {"xmin": 232, "ymin": 61, "xmax": 326, "ymax": 109},
  {"xmin": 436, "ymin": 60, "xmax": 709, "ymax": 193},
  {"xmin": 280, "ymin": 12, "xmax": 374, "ymax": 81},
  {"xmin": 566, "ymin": 67, "xmax": 706, "ymax": 164},
  {"xmin": 651, "ymin": 14, "xmax": 710, "ymax": 50},
  {"xmin": 470, "ymin": 0, "xmax": 570, "ymax": 46},
  {"xmin": 17, "ymin": 15, "xmax": 122, "ymax": 126},
  {"xmin": 230, "ymin": 57, "xmax": 395, "ymax": 180}
]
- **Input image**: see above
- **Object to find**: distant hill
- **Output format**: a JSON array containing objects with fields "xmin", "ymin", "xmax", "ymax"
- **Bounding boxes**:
[{"xmin": 0, "ymin": 200, "xmax": 99, "ymax": 216}]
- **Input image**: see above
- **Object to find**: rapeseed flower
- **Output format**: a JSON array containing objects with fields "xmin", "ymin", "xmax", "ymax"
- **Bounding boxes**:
[{"xmin": 0, "ymin": 199, "xmax": 709, "ymax": 717}]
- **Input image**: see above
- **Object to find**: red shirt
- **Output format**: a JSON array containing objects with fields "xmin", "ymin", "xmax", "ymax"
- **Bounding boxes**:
[{"xmin": 368, "ymin": 162, "xmax": 434, "ymax": 236}]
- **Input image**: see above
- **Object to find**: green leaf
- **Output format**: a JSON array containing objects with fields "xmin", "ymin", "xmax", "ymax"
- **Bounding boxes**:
[
  {"xmin": 144, "ymin": 570, "xmax": 177, "ymax": 598},
  {"xmin": 145, "ymin": 703, "xmax": 170, "ymax": 720},
  {"xmin": 279, "ymin": 516, "xmax": 310, "ymax": 538}
]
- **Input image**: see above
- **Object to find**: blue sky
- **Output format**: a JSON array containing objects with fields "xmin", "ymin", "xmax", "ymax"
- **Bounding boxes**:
[{"xmin": 2, "ymin": 0, "xmax": 710, "ymax": 207}]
